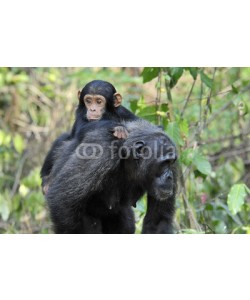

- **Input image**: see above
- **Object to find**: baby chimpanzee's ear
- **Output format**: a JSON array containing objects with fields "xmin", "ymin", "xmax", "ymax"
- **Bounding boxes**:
[
  {"xmin": 77, "ymin": 90, "xmax": 81, "ymax": 103},
  {"xmin": 113, "ymin": 93, "xmax": 122, "ymax": 107}
]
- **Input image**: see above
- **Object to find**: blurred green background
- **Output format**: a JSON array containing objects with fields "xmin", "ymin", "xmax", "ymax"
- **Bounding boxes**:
[{"xmin": 0, "ymin": 67, "xmax": 249, "ymax": 233}]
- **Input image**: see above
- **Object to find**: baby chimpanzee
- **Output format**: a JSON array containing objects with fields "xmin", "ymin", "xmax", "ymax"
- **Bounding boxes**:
[{"xmin": 41, "ymin": 80, "xmax": 138, "ymax": 195}]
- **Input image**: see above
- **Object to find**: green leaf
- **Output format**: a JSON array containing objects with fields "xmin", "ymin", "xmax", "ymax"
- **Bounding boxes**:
[
  {"xmin": 164, "ymin": 74, "xmax": 171, "ymax": 82},
  {"xmin": 0, "ymin": 130, "xmax": 11, "ymax": 146},
  {"xmin": 179, "ymin": 119, "xmax": 189, "ymax": 136},
  {"xmin": 169, "ymin": 67, "xmax": 184, "ymax": 88},
  {"xmin": 135, "ymin": 198, "xmax": 146, "ymax": 214},
  {"xmin": 136, "ymin": 96, "xmax": 147, "ymax": 109},
  {"xmin": 238, "ymin": 101, "xmax": 249, "ymax": 116},
  {"xmin": 21, "ymin": 168, "xmax": 42, "ymax": 189},
  {"xmin": 194, "ymin": 169, "xmax": 207, "ymax": 180},
  {"xmin": 0, "ymin": 73, "xmax": 4, "ymax": 87},
  {"xmin": 180, "ymin": 229, "xmax": 204, "ymax": 234},
  {"xmin": 156, "ymin": 111, "xmax": 167, "ymax": 118},
  {"xmin": 227, "ymin": 184, "xmax": 248, "ymax": 215},
  {"xmin": 231, "ymin": 84, "xmax": 239, "ymax": 94},
  {"xmin": 141, "ymin": 67, "xmax": 161, "ymax": 83},
  {"xmin": 193, "ymin": 153, "xmax": 212, "ymax": 175},
  {"xmin": 13, "ymin": 134, "xmax": 25, "ymax": 154},
  {"xmin": 0, "ymin": 130, "xmax": 4, "ymax": 145},
  {"xmin": 159, "ymin": 103, "xmax": 168, "ymax": 112},
  {"xmin": 188, "ymin": 67, "xmax": 198, "ymax": 80},
  {"xmin": 166, "ymin": 122, "xmax": 184, "ymax": 146},
  {"xmin": 19, "ymin": 184, "xmax": 29, "ymax": 197},
  {"xmin": 180, "ymin": 149, "xmax": 195, "ymax": 166},
  {"xmin": 0, "ymin": 194, "xmax": 10, "ymax": 221},
  {"xmin": 129, "ymin": 100, "xmax": 139, "ymax": 113},
  {"xmin": 208, "ymin": 101, "xmax": 212, "ymax": 114},
  {"xmin": 48, "ymin": 73, "xmax": 57, "ymax": 82},
  {"xmin": 155, "ymin": 103, "xmax": 168, "ymax": 119},
  {"xmin": 200, "ymin": 70, "xmax": 213, "ymax": 89},
  {"xmin": 137, "ymin": 106, "xmax": 156, "ymax": 117},
  {"xmin": 171, "ymin": 67, "xmax": 184, "ymax": 80},
  {"xmin": 12, "ymin": 73, "xmax": 29, "ymax": 83}
]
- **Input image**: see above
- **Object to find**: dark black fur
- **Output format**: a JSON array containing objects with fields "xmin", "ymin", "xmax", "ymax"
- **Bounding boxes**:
[
  {"xmin": 40, "ymin": 132, "xmax": 72, "ymax": 193},
  {"xmin": 46, "ymin": 119, "xmax": 177, "ymax": 234},
  {"xmin": 41, "ymin": 80, "xmax": 137, "ymax": 191}
]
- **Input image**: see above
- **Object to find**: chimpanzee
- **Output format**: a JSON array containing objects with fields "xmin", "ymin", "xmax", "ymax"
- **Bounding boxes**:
[
  {"xmin": 41, "ymin": 80, "xmax": 138, "ymax": 195},
  {"xmin": 46, "ymin": 119, "xmax": 177, "ymax": 234}
]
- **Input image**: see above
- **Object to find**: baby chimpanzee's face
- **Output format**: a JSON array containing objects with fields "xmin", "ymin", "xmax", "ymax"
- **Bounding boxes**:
[{"xmin": 83, "ymin": 94, "xmax": 107, "ymax": 121}]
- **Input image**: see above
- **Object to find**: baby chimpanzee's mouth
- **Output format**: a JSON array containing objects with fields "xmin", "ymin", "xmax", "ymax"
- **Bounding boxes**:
[{"xmin": 88, "ymin": 116, "xmax": 101, "ymax": 120}]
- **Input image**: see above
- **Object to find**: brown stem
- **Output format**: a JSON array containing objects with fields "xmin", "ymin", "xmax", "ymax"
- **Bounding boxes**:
[
  {"xmin": 164, "ymin": 79, "xmax": 174, "ymax": 122},
  {"xmin": 203, "ymin": 67, "xmax": 217, "ymax": 129},
  {"xmin": 180, "ymin": 78, "xmax": 197, "ymax": 119},
  {"xmin": 179, "ymin": 167, "xmax": 202, "ymax": 231},
  {"xmin": 155, "ymin": 72, "xmax": 162, "ymax": 125}
]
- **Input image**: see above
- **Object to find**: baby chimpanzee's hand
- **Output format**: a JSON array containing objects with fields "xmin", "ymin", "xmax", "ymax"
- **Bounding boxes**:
[{"xmin": 113, "ymin": 126, "xmax": 129, "ymax": 139}]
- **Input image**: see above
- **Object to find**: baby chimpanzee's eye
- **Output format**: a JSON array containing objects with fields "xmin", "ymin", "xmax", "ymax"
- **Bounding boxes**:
[{"xmin": 85, "ymin": 98, "xmax": 92, "ymax": 104}]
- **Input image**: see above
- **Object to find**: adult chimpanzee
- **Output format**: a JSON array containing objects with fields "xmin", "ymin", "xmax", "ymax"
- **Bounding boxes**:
[
  {"xmin": 46, "ymin": 119, "xmax": 178, "ymax": 234},
  {"xmin": 41, "ymin": 80, "xmax": 138, "ymax": 195}
]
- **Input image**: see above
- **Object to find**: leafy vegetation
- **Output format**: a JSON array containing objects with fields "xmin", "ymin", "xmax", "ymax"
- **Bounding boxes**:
[{"xmin": 0, "ymin": 67, "xmax": 249, "ymax": 233}]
